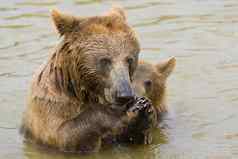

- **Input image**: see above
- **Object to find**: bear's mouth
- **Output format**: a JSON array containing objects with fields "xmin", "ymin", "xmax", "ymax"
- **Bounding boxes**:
[
  {"xmin": 104, "ymin": 88, "xmax": 135, "ymax": 110},
  {"xmin": 111, "ymin": 97, "xmax": 135, "ymax": 111},
  {"xmin": 114, "ymin": 96, "xmax": 134, "ymax": 105}
]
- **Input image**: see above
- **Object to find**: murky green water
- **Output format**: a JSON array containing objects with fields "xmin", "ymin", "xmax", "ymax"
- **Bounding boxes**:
[{"xmin": 1, "ymin": 0, "xmax": 238, "ymax": 159}]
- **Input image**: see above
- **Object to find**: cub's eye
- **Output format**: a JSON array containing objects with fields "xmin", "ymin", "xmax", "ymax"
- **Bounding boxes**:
[{"xmin": 144, "ymin": 80, "xmax": 152, "ymax": 88}]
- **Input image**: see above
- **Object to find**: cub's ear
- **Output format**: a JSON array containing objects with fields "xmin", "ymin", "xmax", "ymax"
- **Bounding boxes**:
[
  {"xmin": 156, "ymin": 57, "xmax": 176, "ymax": 78},
  {"xmin": 105, "ymin": 6, "xmax": 127, "ymax": 21},
  {"xmin": 51, "ymin": 9, "xmax": 80, "ymax": 36}
]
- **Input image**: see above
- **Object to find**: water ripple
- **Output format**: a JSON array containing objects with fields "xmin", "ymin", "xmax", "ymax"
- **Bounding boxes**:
[
  {"xmin": 125, "ymin": 2, "xmax": 173, "ymax": 10},
  {"xmin": 4, "ymin": 13, "xmax": 48, "ymax": 20},
  {"xmin": 133, "ymin": 15, "xmax": 179, "ymax": 27},
  {"xmin": 0, "ymin": 42, "xmax": 19, "ymax": 50},
  {"xmin": 0, "ymin": 24, "xmax": 32, "ymax": 29},
  {"xmin": 16, "ymin": 1, "xmax": 58, "ymax": 6},
  {"xmin": 0, "ymin": 33, "xmax": 55, "ymax": 50},
  {"xmin": 74, "ymin": 0, "xmax": 101, "ymax": 5},
  {"xmin": 0, "ymin": 7, "xmax": 17, "ymax": 12},
  {"xmin": 0, "ymin": 72, "xmax": 30, "ymax": 78}
]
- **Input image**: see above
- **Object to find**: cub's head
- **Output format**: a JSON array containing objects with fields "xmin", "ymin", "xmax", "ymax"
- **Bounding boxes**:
[
  {"xmin": 51, "ymin": 7, "xmax": 140, "ymax": 105},
  {"xmin": 132, "ymin": 57, "xmax": 176, "ymax": 113}
]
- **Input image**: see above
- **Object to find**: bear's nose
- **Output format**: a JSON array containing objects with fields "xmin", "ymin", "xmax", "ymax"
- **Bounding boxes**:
[
  {"xmin": 115, "ymin": 86, "xmax": 135, "ymax": 104},
  {"xmin": 115, "ymin": 92, "xmax": 135, "ymax": 104},
  {"xmin": 116, "ymin": 94, "xmax": 134, "ymax": 104}
]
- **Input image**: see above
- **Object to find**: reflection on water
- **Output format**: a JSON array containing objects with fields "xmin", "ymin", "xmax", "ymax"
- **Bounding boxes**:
[
  {"xmin": 22, "ymin": 128, "xmax": 168, "ymax": 159},
  {"xmin": 0, "ymin": 0, "xmax": 238, "ymax": 159}
]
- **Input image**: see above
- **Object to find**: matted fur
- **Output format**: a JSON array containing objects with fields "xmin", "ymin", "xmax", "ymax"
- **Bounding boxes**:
[{"xmin": 21, "ymin": 7, "xmax": 141, "ymax": 151}]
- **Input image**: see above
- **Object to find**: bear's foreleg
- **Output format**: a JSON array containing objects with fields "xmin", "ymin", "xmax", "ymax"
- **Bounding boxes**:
[
  {"xmin": 117, "ymin": 97, "xmax": 158, "ymax": 144},
  {"xmin": 57, "ymin": 105, "xmax": 137, "ymax": 153}
]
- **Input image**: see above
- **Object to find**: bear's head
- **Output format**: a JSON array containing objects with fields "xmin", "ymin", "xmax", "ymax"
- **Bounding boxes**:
[
  {"xmin": 132, "ymin": 57, "xmax": 176, "ymax": 113},
  {"xmin": 50, "ymin": 7, "xmax": 140, "ymax": 106}
]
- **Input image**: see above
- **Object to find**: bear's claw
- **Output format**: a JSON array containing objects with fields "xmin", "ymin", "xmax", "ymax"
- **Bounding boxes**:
[{"xmin": 128, "ymin": 97, "xmax": 152, "ymax": 114}]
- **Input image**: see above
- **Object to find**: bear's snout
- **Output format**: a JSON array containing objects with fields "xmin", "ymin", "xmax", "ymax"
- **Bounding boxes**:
[
  {"xmin": 111, "ymin": 68, "xmax": 135, "ymax": 105},
  {"xmin": 114, "ymin": 79, "xmax": 135, "ymax": 104}
]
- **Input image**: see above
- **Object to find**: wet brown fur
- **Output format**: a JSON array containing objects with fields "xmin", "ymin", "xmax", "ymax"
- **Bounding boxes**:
[
  {"xmin": 133, "ymin": 58, "xmax": 176, "ymax": 118},
  {"xmin": 21, "ymin": 7, "xmax": 142, "ymax": 153}
]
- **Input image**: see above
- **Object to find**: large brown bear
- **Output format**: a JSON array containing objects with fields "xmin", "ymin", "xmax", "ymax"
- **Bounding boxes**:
[
  {"xmin": 132, "ymin": 57, "xmax": 176, "ymax": 123},
  {"xmin": 21, "ymin": 7, "xmax": 156, "ymax": 153}
]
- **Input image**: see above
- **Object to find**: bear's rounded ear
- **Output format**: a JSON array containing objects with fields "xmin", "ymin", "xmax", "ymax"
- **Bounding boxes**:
[
  {"xmin": 156, "ymin": 57, "xmax": 176, "ymax": 78},
  {"xmin": 51, "ymin": 9, "xmax": 80, "ymax": 36},
  {"xmin": 105, "ymin": 6, "xmax": 127, "ymax": 21}
]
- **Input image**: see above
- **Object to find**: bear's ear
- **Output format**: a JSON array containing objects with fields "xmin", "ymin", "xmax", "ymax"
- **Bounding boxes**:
[
  {"xmin": 105, "ymin": 6, "xmax": 127, "ymax": 21},
  {"xmin": 156, "ymin": 57, "xmax": 176, "ymax": 78},
  {"xmin": 51, "ymin": 9, "xmax": 80, "ymax": 36}
]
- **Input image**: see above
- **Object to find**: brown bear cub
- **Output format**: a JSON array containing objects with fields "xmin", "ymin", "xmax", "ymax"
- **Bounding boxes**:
[
  {"xmin": 132, "ymin": 57, "xmax": 176, "ymax": 124},
  {"xmin": 98, "ymin": 58, "xmax": 177, "ymax": 144},
  {"xmin": 21, "ymin": 7, "xmax": 156, "ymax": 153}
]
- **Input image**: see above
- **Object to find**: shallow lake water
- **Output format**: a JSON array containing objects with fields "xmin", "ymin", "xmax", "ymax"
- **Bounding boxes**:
[{"xmin": 1, "ymin": 0, "xmax": 238, "ymax": 159}]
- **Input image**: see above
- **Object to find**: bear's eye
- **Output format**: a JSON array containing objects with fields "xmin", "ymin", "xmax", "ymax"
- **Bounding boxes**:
[
  {"xmin": 144, "ymin": 80, "xmax": 152, "ymax": 89},
  {"xmin": 126, "ymin": 57, "xmax": 135, "ymax": 79},
  {"xmin": 126, "ymin": 57, "xmax": 134, "ymax": 66},
  {"xmin": 100, "ymin": 57, "xmax": 111, "ymax": 67},
  {"xmin": 97, "ymin": 57, "xmax": 112, "ymax": 74}
]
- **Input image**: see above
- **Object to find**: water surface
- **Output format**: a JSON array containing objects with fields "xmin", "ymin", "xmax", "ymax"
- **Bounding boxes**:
[{"xmin": 1, "ymin": 0, "xmax": 238, "ymax": 159}]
